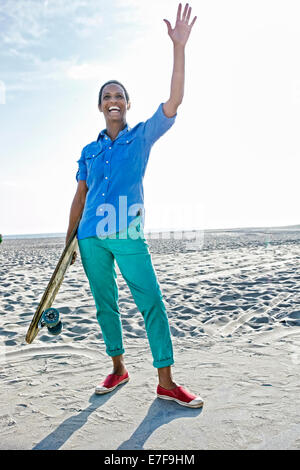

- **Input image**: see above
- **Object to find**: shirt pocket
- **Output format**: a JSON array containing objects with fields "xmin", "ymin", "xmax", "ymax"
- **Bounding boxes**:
[
  {"xmin": 85, "ymin": 149, "xmax": 104, "ymax": 167},
  {"xmin": 85, "ymin": 150, "xmax": 103, "ymax": 187},
  {"xmin": 114, "ymin": 136, "xmax": 135, "ymax": 160}
]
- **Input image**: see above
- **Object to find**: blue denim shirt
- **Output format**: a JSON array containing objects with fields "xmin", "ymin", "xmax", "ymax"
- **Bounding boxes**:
[{"xmin": 76, "ymin": 103, "xmax": 176, "ymax": 240}]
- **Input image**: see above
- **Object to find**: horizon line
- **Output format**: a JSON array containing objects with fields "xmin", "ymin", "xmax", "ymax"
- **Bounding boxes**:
[{"xmin": 2, "ymin": 222, "xmax": 300, "ymax": 239}]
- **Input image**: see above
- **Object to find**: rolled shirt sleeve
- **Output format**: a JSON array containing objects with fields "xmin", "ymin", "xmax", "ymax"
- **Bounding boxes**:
[
  {"xmin": 143, "ymin": 103, "xmax": 177, "ymax": 147},
  {"xmin": 76, "ymin": 147, "xmax": 87, "ymax": 182}
]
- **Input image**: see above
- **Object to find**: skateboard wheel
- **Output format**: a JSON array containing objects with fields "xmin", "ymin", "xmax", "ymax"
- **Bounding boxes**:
[
  {"xmin": 47, "ymin": 320, "xmax": 62, "ymax": 336},
  {"xmin": 42, "ymin": 308, "xmax": 60, "ymax": 328}
]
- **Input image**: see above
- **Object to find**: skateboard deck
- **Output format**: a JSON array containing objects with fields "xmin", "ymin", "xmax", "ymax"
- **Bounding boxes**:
[{"xmin": 25, "ymin": 218, "xmax": 80, "ymax": 344}]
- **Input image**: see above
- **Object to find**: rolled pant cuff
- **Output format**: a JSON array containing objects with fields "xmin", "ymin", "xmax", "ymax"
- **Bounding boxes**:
[
  {"xmin": 107, "ymin": 348, "xmax": 125, "ymax": 357},
  {"xmin": 153, "ymin": 357, "xmax": 174, "ymax": 369}
]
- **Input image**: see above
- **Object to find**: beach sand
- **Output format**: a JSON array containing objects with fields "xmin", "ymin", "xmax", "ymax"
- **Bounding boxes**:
[{"xmin": 0, "ymin": 229, "xmax": 300, "ymax": 450}]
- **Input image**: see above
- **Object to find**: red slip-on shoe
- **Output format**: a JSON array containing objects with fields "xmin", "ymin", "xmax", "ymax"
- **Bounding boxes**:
[
  {"xmin": 157, "ymin": 384, "xmax": 203, "ymax": 408},
  {"xmin": 95, "ymin": 372, "xmax": 129, "ymax": 395}
]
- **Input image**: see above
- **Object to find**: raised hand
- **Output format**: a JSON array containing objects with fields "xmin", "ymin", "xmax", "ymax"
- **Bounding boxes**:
[{"xmin": 163, "ymin": 3, "xmax": 197, "ymax": 48}]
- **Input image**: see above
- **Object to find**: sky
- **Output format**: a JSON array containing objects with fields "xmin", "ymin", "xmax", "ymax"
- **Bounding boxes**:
[{"xmin": 1, "ymin": 0, "xmax": 300, "ymax": 235}]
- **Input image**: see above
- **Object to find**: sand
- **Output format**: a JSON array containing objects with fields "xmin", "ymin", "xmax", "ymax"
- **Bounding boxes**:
[{"xmin": 0, "ymin": 228, "xmax": 300, "ymax": 450}]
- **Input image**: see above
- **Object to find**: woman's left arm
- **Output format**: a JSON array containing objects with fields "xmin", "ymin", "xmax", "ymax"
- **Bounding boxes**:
[{"xmin": 163, "ymin": 3, "xmax": 197, "ymax": 118}]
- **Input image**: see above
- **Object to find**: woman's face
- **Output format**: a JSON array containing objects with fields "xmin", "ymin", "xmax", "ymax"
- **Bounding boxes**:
[{"xmin": 98, "ymin": 83, "xmax": 130, "ymax": 124}]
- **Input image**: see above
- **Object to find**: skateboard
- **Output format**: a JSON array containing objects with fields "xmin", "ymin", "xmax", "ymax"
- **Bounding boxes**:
[{"xmin": 25, "ymin": 218, "xmax": 81, "ymax": 344}]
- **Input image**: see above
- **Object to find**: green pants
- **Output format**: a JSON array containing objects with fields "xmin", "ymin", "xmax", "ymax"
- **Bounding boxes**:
[{"xmin": 78, "ymin": 219, "xmax": 174, "ymax": 368}]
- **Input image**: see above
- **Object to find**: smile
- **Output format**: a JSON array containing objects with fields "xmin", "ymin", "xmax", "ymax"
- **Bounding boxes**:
[{"xmin": 109, "ymin": 106, "xmax": 121, "ymax": 113}]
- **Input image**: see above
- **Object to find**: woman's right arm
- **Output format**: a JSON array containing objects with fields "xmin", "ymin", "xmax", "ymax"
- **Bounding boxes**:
[{"xmin": 66, "ymin": 180, "xmax": 88, "ymax": 260}]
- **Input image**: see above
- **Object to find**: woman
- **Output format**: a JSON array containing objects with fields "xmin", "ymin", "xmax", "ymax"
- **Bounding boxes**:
[{"xmin": 66, "ymin": 3, "xmax": 203, "ymax": 408}]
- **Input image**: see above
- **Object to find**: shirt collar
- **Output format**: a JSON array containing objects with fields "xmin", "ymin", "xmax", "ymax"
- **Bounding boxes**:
[{"xmin": 97, "ymin": 124, "xmax": 131, "ymax": 142}]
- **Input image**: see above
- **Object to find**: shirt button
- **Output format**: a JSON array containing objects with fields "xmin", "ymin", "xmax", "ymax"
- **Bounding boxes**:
[
  {"xmin": 106, "ymin": 161, "xmax": 109, "ymax": 164},
  {"xmin": 109, "ymin": 147, "xmax": 112, "ymax": 150},
  {"xmin": 105, "ymin": 177, "xmax": 108, "ymax": 179},
  {"xmin": 102, "ymin": 193, "xmax": 105, "ymax": 196}
]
